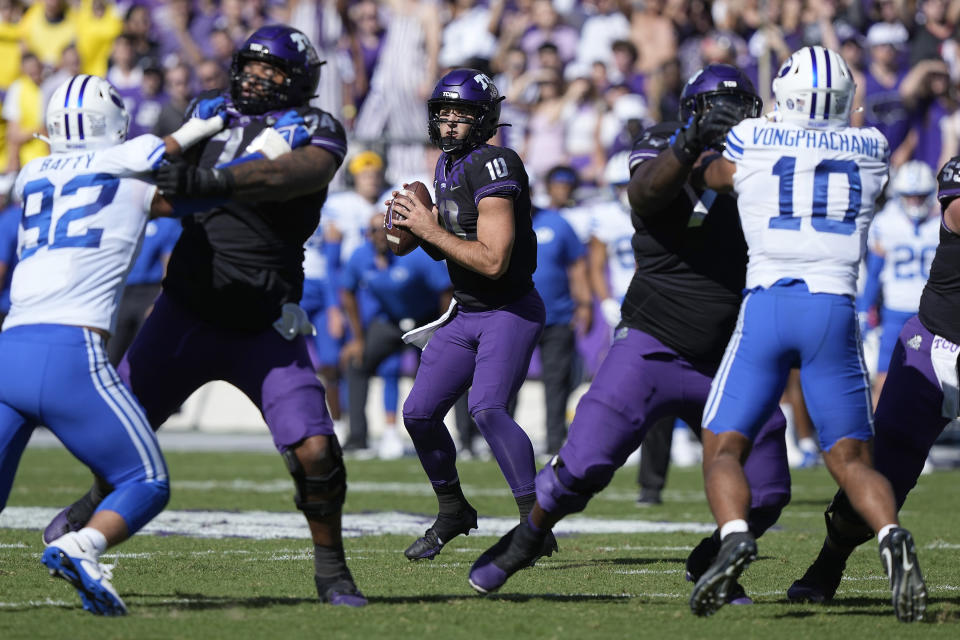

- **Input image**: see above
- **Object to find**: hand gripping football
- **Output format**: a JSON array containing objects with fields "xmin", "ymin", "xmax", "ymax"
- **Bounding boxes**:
[{"xmin": 385, "ymin": 181, "xmax": 432, "ymax": 256}]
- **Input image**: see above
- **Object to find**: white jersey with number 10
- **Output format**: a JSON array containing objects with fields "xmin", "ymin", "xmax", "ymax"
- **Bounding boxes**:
[{"xmin": 723, "ymin": 118, "xmax": 889, "ymax": 296}]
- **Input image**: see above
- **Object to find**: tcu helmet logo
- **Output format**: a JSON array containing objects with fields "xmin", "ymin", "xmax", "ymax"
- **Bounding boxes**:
[
  {"xmin": 473, "ymin": 73, "xmax": 498, "ymax": 97},
  {"xmin": 290, "ymin": 32, "xmax": 310, "ymax": 52}
]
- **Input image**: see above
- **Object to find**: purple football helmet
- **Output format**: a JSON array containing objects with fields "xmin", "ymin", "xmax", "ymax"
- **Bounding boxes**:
[
  {"xmin": 427, "ymin": 68, "xmax": 504, "ymax": 153},
  {"xmin": 678, "ymin": 64, "xmax": 762, "ymax": 124},
  {"xmin": 230, "ymin": 25, "xmax": 323, "ymax": 115}
]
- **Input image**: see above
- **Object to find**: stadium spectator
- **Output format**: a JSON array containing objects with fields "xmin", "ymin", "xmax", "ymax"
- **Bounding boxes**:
[
  {"xmin": 107, "ymin": 34, "xmax": 145, "ymax": 110},
  {"xmin": 863, "ymin": 22, "xmax": 911, "ymax": 157},
  {"xmin": 0, "ymin": 0, "xmax": 24, "ymax": 93},
  {"xmin": 40, "ymin": 44, "xmax": 81, "ymax": 118},
  {"xmin": 76, "ymin": 0, "xmax": 124, "ymax": 78},
  {"xmin": 194, "ymin": 58, "xmax": 228, "ymax": 93},
  {"xmin": 3, "ymin": 53, "xmax": 47, "ymax": 172},
  {"xmin": 520, "ymin": 0, "xmax": 579, "ymax": 68},
  {"xmin": 152, "ymin": 63, "xmax": 192, "ymax": 137},
  {"xmin": 122, "ymin": 2, "xmax": 161, "ymax": 68},
  {"xmin": 910, "ymin": 0, "xmax": 952, "ymax": 67},
  {"xmin": 19, "ymin": 0, "xmax": 76, "ymax": 67}
]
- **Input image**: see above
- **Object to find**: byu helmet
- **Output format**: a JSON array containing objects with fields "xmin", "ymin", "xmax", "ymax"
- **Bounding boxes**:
[
  {"xmin": 230, "ymin": 25, "xmax": 323, "ymax": 115},
  {"xmin": 603, "ymin": 150, "xmax": 631, "ymax": 187},
  {"xmin": 772, "ymin": 46, "xmax": 855, "ymax": 128},
  {"xmin": 678, "ymin": 64, "xmax": 762, "ymax": 124},
  {"xmin": 891, "ymin": 161, "xmax": 937, "ymax": 221},
  {"xmin": 45, "ymin": 75, "xmax": 129, "ymax": 154},
  {"xmin": 427, "ymin": 68, "xmax": 504, "ymax": 153}
]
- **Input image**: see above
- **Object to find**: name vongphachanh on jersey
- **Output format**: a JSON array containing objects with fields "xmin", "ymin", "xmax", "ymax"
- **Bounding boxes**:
[{"xmin": 752, "ymin": 127, "xmax": 884, "ymax": 159}]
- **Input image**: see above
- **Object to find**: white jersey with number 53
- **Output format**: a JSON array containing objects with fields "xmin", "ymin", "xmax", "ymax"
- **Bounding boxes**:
[
  {"xmin": 4, "ymin": 134, "xmax": 166, "ymax": 334},
  {"xmin": 723, "ymin": 118, "xmax": 889, "ymax": 296}
]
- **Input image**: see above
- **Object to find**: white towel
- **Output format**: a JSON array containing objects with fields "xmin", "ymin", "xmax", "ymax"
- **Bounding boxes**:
[
  {"xmin": 931, "ymin": 334, "xmax": 960, "ymax": 419},
  {"xmin": 273, "ymin": 303, "xmax": 316, "ymax": 341},
  {"xmin": 402, "ymin": 299, "xmax": 458, "ymax": 350}
]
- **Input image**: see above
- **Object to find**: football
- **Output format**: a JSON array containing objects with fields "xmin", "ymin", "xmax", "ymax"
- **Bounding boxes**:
[{"xmin": 385, "ymin": 181, "xmax": 432, "ymax": 256}]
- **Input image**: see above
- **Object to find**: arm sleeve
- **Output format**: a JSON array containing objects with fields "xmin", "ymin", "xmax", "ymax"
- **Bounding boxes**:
[
  {"xmin": 99, "ymin": 134, "xmax": 167, "ymax": 174},
  {"xmin": 722, "ymin": 124, "xmax": 747, "ymax": 163},
  {"xmin": 305, "ymin": 108, "xmax": 348, "ymax": 165},
  {"xmin": 938, "ymin": 156, "xmax": 960, "ymax": 206},
  {"xmin": 857, "ymin": 250, "xmax": 885, "ymax": 314},
  {"xmin": 628, "ymin": 123, "xmax": 673, "ymax": 173}
]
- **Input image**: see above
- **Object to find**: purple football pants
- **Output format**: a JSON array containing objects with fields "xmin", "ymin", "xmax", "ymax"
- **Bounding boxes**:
[
  {"xmin": 543, "ymin": 328, "xmax": 791, "ymax": 527},
  {"xmin": 403, "ymin": 289, "xmax": 544, "ymax": 496},
  {"xmin": 872, "ymin": 315, "xmax": 954, "ymax": 507},
  {"xmin": 118, "ymin": 292, "xmax": 334, "ymax": 451}
]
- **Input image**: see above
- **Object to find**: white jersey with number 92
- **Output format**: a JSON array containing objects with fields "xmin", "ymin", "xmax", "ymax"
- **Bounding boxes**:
[{"xmin": 4, "ymin": 134, "xmax": 165, "ymax": 334}]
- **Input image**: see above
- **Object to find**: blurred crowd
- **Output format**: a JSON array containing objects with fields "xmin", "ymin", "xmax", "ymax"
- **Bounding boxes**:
[
  {"xmin": 1, "ymin": 1, "xmax": 959, "ymax": 184},
  {"xmin": 1, "ymin": 0, "xmax": 959, "ymax": 459}
]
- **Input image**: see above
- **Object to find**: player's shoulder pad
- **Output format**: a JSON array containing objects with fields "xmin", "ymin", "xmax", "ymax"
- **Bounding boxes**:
[
  {"xmin": 469, "ymin": 143, "xmax": 524, "ymax": 169},
  {"xmin": 938, "ymin": 156, "xmax": 960, "ymax": 204},
  {"xmin": 628, "ymin": 121, "xmax": 677, "ymax": 171}
]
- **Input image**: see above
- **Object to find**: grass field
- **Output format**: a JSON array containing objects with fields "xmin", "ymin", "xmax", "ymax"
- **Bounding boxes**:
[{"xmin": 1, "ymin": 444, "xmax": 958, "ymax": 639}]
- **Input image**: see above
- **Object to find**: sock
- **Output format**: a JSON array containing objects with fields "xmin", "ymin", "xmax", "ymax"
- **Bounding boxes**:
[
  {"xmin": 720, "ymin": 519, "xmax": 749, "ymax": 540},
  {"xmin": 877, "ymin": 524, "xmax": 897, "ymax": 545},
  {"xmin": 77, "ymin": 527, "xmax": 108, "ymax": 557},
  {"xmin": 798, "ymin": 437, "xmax": 818, "ymax": 454},
  {"xmin": 434, "ymin": 480, "xmax": 470, "ymax": 515},
  {"xmin": 515, "ymin": 493, "xmax": 536, "ymax": 520},
  {"xmin": 314, "ymin": 544, "xmax": 347, "ymax": 579}
]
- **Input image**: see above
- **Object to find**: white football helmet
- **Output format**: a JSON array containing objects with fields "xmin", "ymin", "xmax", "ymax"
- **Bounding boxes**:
[
  {"xmin": 45, "ymin": 75, "xmax": 130, "ymax": 153},
  {"xmin": 890, "ymin": 161, "xmax": 937, "ymax": 221},
  {"xmin": 772, "ymin": 46, "xmax": 855, "ymax": 128},
  {"xmin": 603, "ymin": 150, "xmax": 632, "ymax": 208}
]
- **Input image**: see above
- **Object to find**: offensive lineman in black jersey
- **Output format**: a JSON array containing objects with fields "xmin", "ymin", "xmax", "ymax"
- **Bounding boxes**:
[
  {"xmin": 468, "ymin": 64, "xmax": 792, "ymax": 598},
  {"xmin": 42, "ymin": 25, "xmax": 366, "ymax": 606}
]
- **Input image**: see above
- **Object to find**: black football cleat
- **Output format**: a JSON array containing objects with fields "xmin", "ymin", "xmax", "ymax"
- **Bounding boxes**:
[
  {"xmin": 469, "ymin": 520, "xmax": 551, "ymax": 594},
  {"xmin": 879, "ymin": 528, "xmax": 926, "ymax": 622},
  {"xmin": 315, "ymin": 572, "xmax": 367, "ymax": 607},
  {"xmin": 404, "ymin": 506, "xmax": 478, "ymax": 561},
  {"xmin": 686, "ymin": 533, "xmax": 752, "ymax": 604},
  {"xmin": 689, "ymin": 532, "xmax": 757, "ymax": 617},
  {"xmin": 787, "ymin": 543, "xmax": 847, "ymax": 603}
]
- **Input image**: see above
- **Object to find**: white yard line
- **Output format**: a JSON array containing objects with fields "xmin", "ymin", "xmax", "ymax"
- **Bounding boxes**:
[{"xmin": 0, "ymin": 507, "xmax": 715, "ymax": 539}]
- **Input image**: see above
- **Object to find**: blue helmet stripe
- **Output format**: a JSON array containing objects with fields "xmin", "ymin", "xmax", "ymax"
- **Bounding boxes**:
[
  {"xmin": 77, "ymin": 75, "xmax": 91, "ymax": 108},
  {"xmin": 808, "ymin": 48, "xmax": 819, "ymax": 120},
  {"xmin": 823, "ymin": 52, "xmax": 832, "ymax": 119},
  {"xmin": 63, "ymin": 75, "xmax": 77, "ymax": 108},
  {"xmin": 76, "ymin": 75, "xmax": 92, "ymax": 139}
]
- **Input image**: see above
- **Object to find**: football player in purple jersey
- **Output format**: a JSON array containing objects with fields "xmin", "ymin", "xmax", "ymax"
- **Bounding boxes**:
[
  {"xmin": 786, "ymin": 155, "xmax": 960, "ymax": 612},
  {"xmin": 41, "ymin": 25, "xmax": 366, "ymax": 607},
  {"xmin": 467, "ymin": 64, "xmax": 792, "ymax": 600},
  {"xmin": 388, "ymin": 68, "xmax": 557, "ymax": 562}
]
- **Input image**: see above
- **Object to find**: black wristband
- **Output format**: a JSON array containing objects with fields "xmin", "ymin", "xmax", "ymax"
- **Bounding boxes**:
[{"xmin": 670, "ymin": 128, "xmax": 701, "ymax": 166}]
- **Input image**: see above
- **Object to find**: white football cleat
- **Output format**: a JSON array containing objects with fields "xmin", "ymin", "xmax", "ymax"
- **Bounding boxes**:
[{"xmin": 42, "ymin": 532, "xmax": 127, "ymax": 616}]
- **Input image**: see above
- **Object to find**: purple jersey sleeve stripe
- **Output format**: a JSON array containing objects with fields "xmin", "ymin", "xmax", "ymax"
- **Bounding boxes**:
[
  {"xmin": 938, "ymin": 187, "xmax": 960, "ymax": 202},
  {"xmin": 474, "ymin": 181, "xmax": 521, "ymax": 205},
  {"xmin": 311, "ymin": 137, "xmax": 347, "ymax": 161}
]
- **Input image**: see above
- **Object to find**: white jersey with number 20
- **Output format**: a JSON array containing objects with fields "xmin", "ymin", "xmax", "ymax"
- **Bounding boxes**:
[
  {"xmin": 723, "ymin": 118, "xmax": 889, "ymax": 296},
  {"xmin": 4, "ymin": 134, "xmax": 166, "ymax": 333}
]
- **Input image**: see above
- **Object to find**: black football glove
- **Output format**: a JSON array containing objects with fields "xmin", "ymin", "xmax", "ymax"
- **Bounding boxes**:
[
  {"xmin": 670, "ymin": 102, "xmax": 746, "ymax": 165},
  {"xmin": 154, "ymin": 161, "xmax": 235, "ymax": 198}
]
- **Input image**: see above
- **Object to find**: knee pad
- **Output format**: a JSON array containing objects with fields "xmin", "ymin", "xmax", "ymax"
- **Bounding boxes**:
[
  {"xmin": 535, "ymin": 456, "xmax": 596, "ymax": 517},
  {"xmin": 283, "ymin": 442, "xmax": 346, "ymax": 519},
  {"xmin": 403, "ymin": 414, "xmax": 439, "ymax": 439},
  {"xmin": 825, "ymin": 490, "xmax": 873, "ymax": 549}
]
